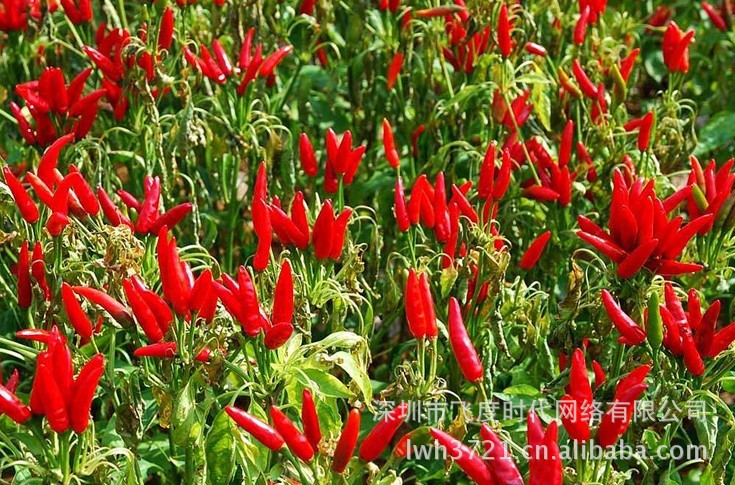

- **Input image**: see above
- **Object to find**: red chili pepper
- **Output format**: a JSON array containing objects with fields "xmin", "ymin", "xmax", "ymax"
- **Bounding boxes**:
[
  {"xmin": 358, "ymin": 403, "xmax": 408, "ymax": 462},
  {"xmin": 525, "ymin": 42, "xmax": 547, "ymax": 57},
  {"xmin": 597, "ymin": 382, "xmax": 648, "ymax": 447},
  {"xmin": 329, "ymin": 208, "xmax": 352, "ymax": 260},
  {"xmin": 252, "ymin": 197, "xmax": 272, "ymax": 271},
  {"xmin": 394, "ymin": 177, "xmax": 411, "ymax": 232},
  {"xmin": 601, "ymin": 290, "xmax": 646, "ymax": 345},
  {"xmin": 239, "ymin": 28, "xmax": 255, "ymax": 69},
  {"xmin": 662, "ymin": 22, "xmax": 695, "ymax": 74},
  {"xmin": 301, "ymin": 389, "xmax": 321, "ymax": 452},
  {"xmin": 702, "ymin": 2, "xmax": 727, "ymax": 31},
  {"xmin": 259, "ymin": 45, "xmax": 293, "ymax": 78},
  {"xmin": 332, "ymin": 408, "xmax": 360, "ymax": 473},
  {"xmin": 157, "ymin": 7, "xmax": 174, "ymax": 51},
  {"xmin": 212, "ymin": 39, "xmax": 233, "ymax": 77},
  {"xmin": 299, "ymin": 133, "xmax": 319, "ymax": 177},
  {"xmin": 11, "ymin": 102, "xmax": 36, "ymax": 144},
  {"xmin": 238, "ymin": 266, "xmax": 264, "ymax": 336},
  {"xmin": 709, "ymin": 320, "xmax": 735, "ymax": 357},
  {"xmin": 480, "ymin": 423, "xmax": 523, "ymax": 484},
  {"xmin": 561, "ymin": 348, "xmax": 593, "ymax": 442},
  {"xmin": 17, "ymin": 329, "xmax": 51, "ymax": 344},
  {"xmin": 3, "ymin": 167, "xmax": 40, "ymax": 223},
  {"xmin": 132, "ymin": 276, "xmax": 173, "ymax": 333},
  {"xmin": 429, "ymin": 428, "xmax": 494, "ymax": 485},
  {"xmin": 272, "ymin": 260, "xmax": 294, "ymax": 325},
  {"xmin": 497, "ymin": 3, "xmax": 513, "ymax": 57},
  {"xmin": 69, "ymin": 354, "xmax": 104, "ymax": 433},
  {"xmin": 269, "ymin": 406, "xmax": 314, "ymax": 462},
  {"xmin": 135, "ymin": 176, "xmax": 161, "ymax": 233},
  {"xmin": 382, "ymin": 118, "xmax": 400, "ymax": 169},
  {"xmin": 405, "ymin": 269, "xmax": 427, "ymax": 339},
  {"xmin": 61, "ymin": 282, "xmax": 94, "ymax": 339},
  {"xmin": 448, "ymin": 297, "xmax": 484, "ymax": 382},
  {"xmin": 189, "ymin": 269, "xmax": 218, "ymax": 322},
  {"xmin": 414, "ymin": 5, "xmax": 465, "ymax": 18},
  {"xmin": 520, "ymin": 231, "xmax": 551, "ymax": 270},
  {"xmin": 571, "ymin": 59, "xmax": 598, "ymax": 98},
  {"xmin": 0, "ymin": 383, "xmax": 31, "ymax": 424},
  {"xmin": 574, "ymin": 6, "xmax": 590, "ymax": 45},
  {"xmin": 157, "ymin": 227, "xmax": 191, "ymax": 316},
  {"xmin": 616, "ymin": 238, "xmax": 658, "ymax": 278},
  {"xmin": 73, "ymin": 286, "xmax": 133, "ymax": 326},
  {"xmin": 134, "ymin": 342, "xmax": 177, "ymax": 358},
  {"xmin": 123, "ymin": 279, "xmax": 164, "ymax": 342},
  {"xmin": 419, "ymin": 272, "xmax": 438, "ymax": 338},
  {"xmin": 83, "ymin": 45, "xmax": 122, "ymax": 81},
  {"xmin": 37, "ymin": 354, "xmax": 70, "ymax": 432},
  {"xmin": 264, "ymin": 322, "xmax": 294, "ymax": 349},
  {"xmin": 312, "ymin": 200, "xmax": 335, "ymax": 260},
  {"xmin": 226, "ymin": 406, "xmax": 284, "ymax": 452},
  {"xmin": 149, "ymin": 203, "xmax": 193, "ymax": 234},
  {"xmin": 386, "ymin": 52, "xmax": 404, "ymax": 90}
]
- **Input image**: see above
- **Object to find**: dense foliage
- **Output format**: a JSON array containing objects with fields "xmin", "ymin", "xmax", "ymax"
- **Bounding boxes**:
[{"xmin": 1, "ymin": 0, "xmax": 735, "ymax": 483}]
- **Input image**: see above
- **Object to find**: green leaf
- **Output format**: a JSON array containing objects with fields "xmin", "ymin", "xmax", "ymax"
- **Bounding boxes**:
[
  {"xmin": 531, "ymin": 83, "xmax": 551, "ymax": 132},
  {"xmin": 694, "ymin": 111, "xmax": 735, "ymax": 156},
  {"xmin": 297, "ymin": 368, "xmax": 355, "ymax": 399},
  {"xmin": 206, "ymin": 411, "xmax": 237, "ymax": 485},
  {"xmin": 328, "ymin": 351, "xmax": 372, "ymax": 403},
  {"xmin": 171, "ymin": 378, "xmax": 201, "ymax": 447}
]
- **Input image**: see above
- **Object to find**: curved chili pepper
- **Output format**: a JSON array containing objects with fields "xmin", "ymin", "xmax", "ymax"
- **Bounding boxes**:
[
  {"xmin": 10, "ymin": 102, "xmax": 36, "ymax": 144},
  {"xmin": 212, "ymin": 39, "xmax": 233, "ymax": 77},
  {"xmin": 134, "ymin": 342, "xmax": 177, "ymax": 358},
  {"xmin": 226, "ymin": 406, "xmax": 284, "ymax": 451},
  {"xmin": 301, "ymin": 389, "xmax": 321, "ymax": 452},
  {"xmin": 73, "ymin": 286, "xmax": 133, "ymax": 326},
  {"xmin": 571, "ymin": 59, "xmax": 598, "ymax": 98},
  {"xmin": 17, "ymin": 329, "xmax": 51, "ymax": 344},
  {"xmin": 269, "ymin": 406, "xmax": 314, "ymax": 462},
  {"xmin": 0, "ymin": 383, "xmax": 31, "ymax": 424},
  {"xmin": 601, "ymin": 290, "xmax": 646, "ymax": 345},
  {"xmin": 574, "ymin": 6, "xmax": 590, "ymax": 45},
  {"xmin": 429, "ymin": 428, "xmax": 494, "ymax": 485},
  {"xmin": 70, "ymin": 354, "xmax": 104, "ymax": 433},
  {"xmin": 448, "ymin": 297, "xmax": 484, "ymax": 382},
  {"xmin": 332, "ymin": 408, "xmax": 360, "ymax": 473},
  {"xmin": 480, "ymin": 423, "xmax": 523, "ymax": 484},
  {"xmin": 61, "ymin": 282, "xmax": 94, "ymax": 339},
  {"xmin": 83, "ymin": 46, "xmax": 122, "ymax": 81},
  {"xmin": 149, "ymin": 203, "xmax": 193, "ymax": 234},
  {"xmin": 358, "ymin": 402, "xmax": 408, "ymax": 462},
  {"xmin": 596, "ymin": 383, "xmax": 648, "ymax": 447},
  {"xmin": 264, "ymin": 322, "xmax": 294, "ymax": 349},
  {"xmin": 46, "ymin": 212, "xmax": 70, "ymax": 236},
  {"xmin": 259, "ymin": 45, "xmax": 293, "ymax": 78},
  {"xmin": 3, "ymin": 167, "xmax": 39, "ymax": 223}
]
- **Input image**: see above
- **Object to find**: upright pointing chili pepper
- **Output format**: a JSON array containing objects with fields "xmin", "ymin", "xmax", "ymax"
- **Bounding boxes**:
[
  {"xmin": 382, "ymin": 118, "xmax": 400, "ymax": 169},
  {"xmin": 226, "ymin": 406, "xmax": 284, "ymax": 452},
  {"xmin": 358, "ymin": 402, "xmax": 408, "ymax": 462},
  {"xmin": 429, "ymin": 428, "xmax": 494, "ymax": 485},
  {"xmin": 394, "ymin": 177, "xmax": 410, "ymax": 232},
  {"xmin": 70, "ymin": 354, "xmax": 105, "ymax": 433},
  {"xmin": 332, "ymin": 408, "xmax": 360, "ymax": 474},
  {"xmin": 387, "ymin": 52, "xmax": 404, "ymax": 90},
  {"xmin": 299, "ymin": 133, "xmax": 319, "ymax": 177},
  {"xmin": 448, "ymin": 297, "xmax": 484, "ymax": 382},
  {"xmin": 269, "ymin": 406, "xmax": 314, "ymax": 462},
  {"xmin": 497, "ymin": 3, "xmax": 513, "ymax": 57}
]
